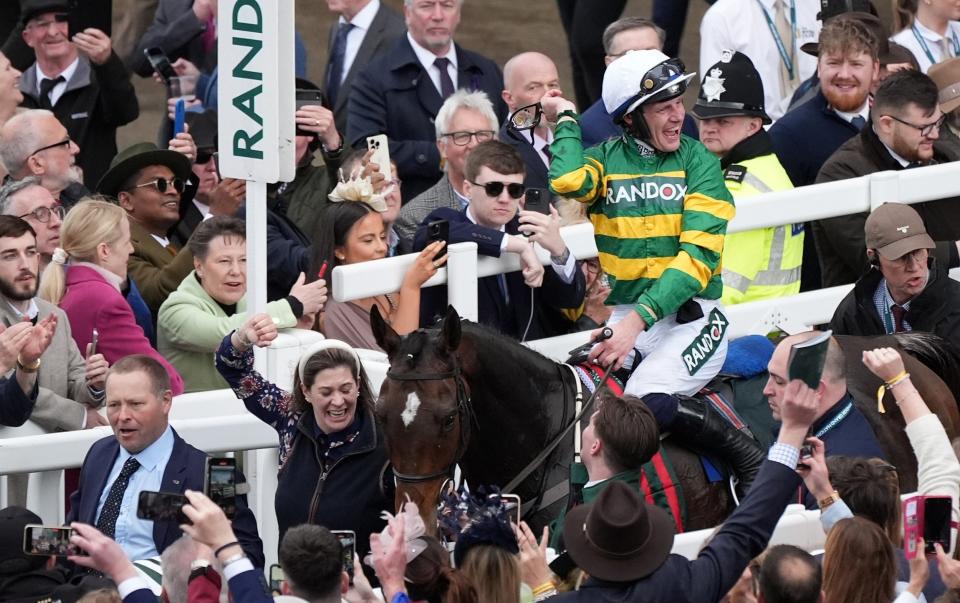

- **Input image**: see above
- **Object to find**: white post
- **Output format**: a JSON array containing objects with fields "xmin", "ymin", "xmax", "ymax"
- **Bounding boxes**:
[
  {"xmin": 247, "ymin": 181, "xmax": 267, "ymax": 370},
  {"xmin": 869, "ymin": 171, "xmax": 901, "ymax": 210},
  {"xmin": 446, "ymin": 242, "xmax": 479, "ymax": 321}
]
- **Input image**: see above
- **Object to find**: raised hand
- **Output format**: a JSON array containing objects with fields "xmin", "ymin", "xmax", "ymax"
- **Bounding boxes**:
[
  {"xmin": 289, "ymin": 273, "xmax": 328, "ymax": 316},
  {"xmin": 0, "ymin": 322, "xmax": 35, "ymax": 373},
  {"xmin": 85, "ymin": 342, "xmax": 109, "ymax": 391},
  {"xmin": 232, "ymin": 313, "xmax": 278, "ymax": 351},
  {"xmin": 20, "ymin": 314, "xmax": 57, "ymax": 365},
  {"xmin": 403, "ymin": 241, "xmax": 447, "ymax": 289},
  {"xmin": 72, "ymin": 29, "xmax": 112, "ymax": 65}
]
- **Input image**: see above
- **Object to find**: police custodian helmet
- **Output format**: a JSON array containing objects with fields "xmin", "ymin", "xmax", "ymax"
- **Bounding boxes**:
[{"xmin": 690, "ymin": 50, "xmax": 771, "ymax": 125}]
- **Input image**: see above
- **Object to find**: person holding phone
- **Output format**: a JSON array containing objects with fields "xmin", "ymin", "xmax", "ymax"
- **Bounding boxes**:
[{"xmin": 215, "ymin": 316, "xmax": 393, "ymax": 558}]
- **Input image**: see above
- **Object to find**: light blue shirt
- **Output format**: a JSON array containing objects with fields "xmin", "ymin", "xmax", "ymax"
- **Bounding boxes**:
[{"xmin": 95, "ymin": 425, "xmax": 175, "ymax": 561}]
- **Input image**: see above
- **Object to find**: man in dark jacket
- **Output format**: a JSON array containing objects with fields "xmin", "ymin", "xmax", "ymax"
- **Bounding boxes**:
[
  {"xmin": 831, "ymin": 203, "xmax": 960, "ymax": 353},
  {"xmin": 347, "ymin": 0, "xmax": 507, "ymax": 201},
  {"xmin": 18, "ymin": 0, "xmax": 138, "ymax": 189},
  {"xmin": 814, "ymin": 70, "xmax": 960, "ymax": 287}
]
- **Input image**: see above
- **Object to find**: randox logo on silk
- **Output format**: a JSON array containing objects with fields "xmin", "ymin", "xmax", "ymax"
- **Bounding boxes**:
[
  {"xmin": 681, "ymin": 308, "xmax": 728, "ymax": 375},
  {"xmin": 605, "ymin": 179, "xmax": 688, "ymax": 205}
]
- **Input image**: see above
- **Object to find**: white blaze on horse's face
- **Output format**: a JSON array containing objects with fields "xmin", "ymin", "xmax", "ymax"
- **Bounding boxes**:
[{"xmin": 401, "ymin": 392, "xmax": 422, "ymax": 428}]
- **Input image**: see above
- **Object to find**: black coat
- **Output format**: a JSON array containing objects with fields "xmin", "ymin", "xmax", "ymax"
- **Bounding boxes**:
[
  {"xmin": 128, "ymin": 0, "xmax": 214, "ymax": 76},
  {"xmin": 19, "ymin": 54, "xmax": 139, "ymax": 189},
  {"xmin": 347, "ymin": 37, "xmax": 507, "ymax": 201},
  {"xmin": 813, "ymin": 122, "xmax": 960, "ymax": 287},
  {"xmin": 499, "ymin": 122, "xmax": 550, "ymax": 191},
  {"xmin": 830, "ymin": 259, "xmax": 960, "ymax": 355}
]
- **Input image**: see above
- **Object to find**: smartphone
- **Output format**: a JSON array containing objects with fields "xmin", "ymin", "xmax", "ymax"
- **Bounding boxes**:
[
  {"xmin": 524, "ymin": 188, "xmax": 552, "ymax": 216},
  {"xmin": 144, "ymin": 47, "xmax": 177, "ymax": 83},
  {"xmin": 295, "ymin": 89, "xmax": 329, "ymax": 136},
  {"xmin": 366, "ymin": 134, "xmax": 393, "ymax": 183},
  {"xmin": 268, "ymin": 564, "xmax": 285, "ymax": 594},
  {"xmin": 332, "ymin": 530, "xmax": 356, "ymax": 584},
  {"xmin": 904, "ymin": 494, "xmax": 953, "ymax": 558},
  {"xmin": 501, "ymin": 493, "xmax": 521, "ymax": 525},
  {"xmin": 426, "ymin": 219, "xmax": 449, "ymax": 247},
  {"xmin": 137, "ymin": 491, "xmax": 190, "ymax": 524},
  {"xmin": 54, "ymin": 11, "xmax": 82, "ymax": 40},
  {"xmin": 206, "ymin": 457, "xmax": 237, "ymax": 519},
  {"xmin": 88, "ymin": 328, "xmax": 99, "ymax": 358},
  {"xmin": 23, "ymin": 525, "xmax": 85, "ymax": 557},
  {"xmin": 173, "ymin": 99, "xmax": 186, "ymax": 136}
]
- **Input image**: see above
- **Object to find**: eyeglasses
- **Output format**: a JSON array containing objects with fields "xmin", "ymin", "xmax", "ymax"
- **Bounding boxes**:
[
  {"xmin": 29, "ymin": 138, "xmax": 71, "ymax": 156},
  {"xmin": 18, "ymin": 204, "xmax": 64, "ymax": 223},
  {"xmin": 469, "ymin": 180, "xmax": 525, "ymax": 199},
  {"xmin": 132, "ymin": 177, "xmax": 185, "ymax": 194},
  {"xmin": 26, "ymin": 14, "xmax": 69, "ymax": 31},
  {"xmin": 442, "ymin": 130, "xmax": 495, "ymax": 146},
  {"xmin": 885, "ymin": 114, "xmax": 945, "ymax": 137},
  {"xmin": 887, "ymin": 248, "xmax": 929, "ymax": 267}
]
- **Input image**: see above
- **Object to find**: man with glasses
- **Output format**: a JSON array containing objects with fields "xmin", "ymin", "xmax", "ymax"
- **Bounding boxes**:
[
  {"xmin": 16, "ymin": 0, "xmax": 138, "ymax": 189},
  {"xmin": 0, "ymin": 109, "xmax": 90, "ymax": 209},
  {"xmin": 815, "ymin": 69, "xmax": 960, "ymax": 287},
  {"xmin": 394, "ymin": 89, "xmax": 499, "ymax": 248},
  {"xmin": 347, "ymin": 0, "xmax": 507, "ymax": 202},
  {"xmin": 831, "ymin": 203, "xmax": 960, "ymax": 358},
  {"xmin": 546, "ymin": 49, "xmax": 766, "ymax": 496},
  {"xmin": 413, "ymin": 140, "xmax": 585, "ymax": 340},
  {"xmin": 0, "ymin": 177, "xmax": 63, "ymax": 272},
  {"xmin": 97, "ymin": 142, "xmax": 198, "ymax": 319}
]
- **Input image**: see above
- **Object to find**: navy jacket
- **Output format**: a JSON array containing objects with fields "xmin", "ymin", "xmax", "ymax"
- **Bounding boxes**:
[
  {"xmin": 347, "ymin": 36, "xmax": 507, "ymax": 201},
  {"xmin": 227, "ymin": 567, "xmax": 272, "ymax": 603},
  {"xmin": 551, "ymin": 459, "xmax": 802, "ymax": 603},
  {"xmin": 0, "ymin": 377, "xmax": 36, "ymax": 427},
  {"xmin": 413, "ymin": 207, "xmax": 586, "ymax": 340},
  {"xmin": 499, "ymin": 123, "xmax": 549, "ymax": 191},
  {"xmin": 811, "ymin": 394, "xmax": 886, "ymax": 462},
  {"xmin": 66, "ymin": 429, "xmax": 265, "ymax": 567},
  {"xmin": 237, "ymin": 202, "xmax": 311, "ymax": 303},
  {"xmin": 768, "ymin": 90, "xmax": 861, "ymax": 187},
  {"xmin": 579, "ymin": 98, "xmax": 699, "ymax": 147}
]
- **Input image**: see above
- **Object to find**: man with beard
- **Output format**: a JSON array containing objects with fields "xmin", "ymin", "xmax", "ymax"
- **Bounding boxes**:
[
  {"xmin": 769, "ymin": 15, "xmax": 879, "ymax": 188},
  {"xmin": 0, "ymin": 109, "xmax": 89, "ymax": 208},
  {"xmin": 691, "ymin": 51, "xmax": 803, "ymax": 305},
  {"xmin": 814, "ymin": 70, "xmax": 960, "ymax": 287},
  {"xmin": 546, "ymin": 50, "xmax": 765, "ymax": 496},
  {"xmin": 0, "ymin": 215, "xmax": 109, "ymax": 502}
]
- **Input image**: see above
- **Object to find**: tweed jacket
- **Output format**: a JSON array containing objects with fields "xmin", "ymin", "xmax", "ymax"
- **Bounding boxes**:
[
  {"xmin": 127, "ymin": 218, "xmax": 195, "ymax": 318},
  {"xmin": 393, "ymin": 175, "xmax": 459, "ymax": 248}
]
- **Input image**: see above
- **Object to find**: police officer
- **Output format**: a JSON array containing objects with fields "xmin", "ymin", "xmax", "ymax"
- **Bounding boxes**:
[
  {"xmin": 691, "ymin": 51, "xmax": 804, "ymax": 305},
  {"xmin": 543, "ymin": 49, "xmax": 764, "ymax": 495}
]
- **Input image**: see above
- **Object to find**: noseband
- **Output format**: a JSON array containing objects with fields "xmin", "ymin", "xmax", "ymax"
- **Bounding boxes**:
[{"xmin": 385, "ymin": 361, "xmax": 473, "ymax": 484}]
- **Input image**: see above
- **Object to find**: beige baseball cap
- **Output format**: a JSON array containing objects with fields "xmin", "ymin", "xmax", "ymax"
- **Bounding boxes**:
[
  {"xmin": 929, "ymin": 57, "xmax": 960, "ymax": 114},
  {"xmin": 864, "ymin": 203, "xmax": 935, "ymax": 260}
]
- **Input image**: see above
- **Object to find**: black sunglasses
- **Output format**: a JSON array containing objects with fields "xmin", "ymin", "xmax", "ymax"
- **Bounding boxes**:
[
  {"xmin": 132, "ymin": 177, "xmax": 185, "ymax": 194},
  {"xmin": 469, "ymin": 180, "xmax": 525, "ymax": 199},
  {"xmin": 195, "ymin": 150, "xmax": 216, "ymax": 165},
  {"xmin": 29, "ymin": 138, "xmax": 71, "ymax": 156}
]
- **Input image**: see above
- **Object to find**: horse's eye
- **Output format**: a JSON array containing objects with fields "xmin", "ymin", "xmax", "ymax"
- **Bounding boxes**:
[{"xmin": 442, "ymin": 413, "xmax": 456, "ymax": 431}]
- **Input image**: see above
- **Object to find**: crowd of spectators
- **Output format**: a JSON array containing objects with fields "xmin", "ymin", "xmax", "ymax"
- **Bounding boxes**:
[{"xmin": 3, "ymin": 0, "xmax": 960, "ymax": 602}]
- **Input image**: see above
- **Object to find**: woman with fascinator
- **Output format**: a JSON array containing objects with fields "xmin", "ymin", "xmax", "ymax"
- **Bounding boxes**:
[
  {"xmin": 311, "ymin": 173, "xmax": 446, "ymax": 351},
  {"xmin": 214, "ymin": 312, "xmax": 393, "ymax": 556}
]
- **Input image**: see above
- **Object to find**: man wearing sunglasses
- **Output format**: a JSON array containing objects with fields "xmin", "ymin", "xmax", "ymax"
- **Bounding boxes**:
[
  {"xmin": 545, "ymin": 50, "xmax": 766, "ymax": 495},
  {"xmin": 98, "ymin": 142, "xmax": 199, "ymax": 319},
  {"xmin": 413, "ymin": 140, "xmax": 585, "ymax": 341},
  {"xmin": 814, "ymin": 69, "xmax": 960, "ymax": 288}
]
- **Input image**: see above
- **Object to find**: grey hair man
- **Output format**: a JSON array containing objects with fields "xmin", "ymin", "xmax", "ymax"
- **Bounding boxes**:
[
  {"xmin": 392, "ymin": 88, "xmax": 499, "ymax": 246},
  {"xmin": 0, "ymin": 110, "xmax": 86, "ymax": 207},
  {"xmin": 0, "ymin": 177, "xmax": 63, "ymax": 272}
]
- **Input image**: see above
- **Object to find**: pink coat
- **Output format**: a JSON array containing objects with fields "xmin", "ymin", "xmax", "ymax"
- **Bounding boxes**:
[{"xmin": 61, "ymin": 265, "xmax": 184, "ymax": 395}]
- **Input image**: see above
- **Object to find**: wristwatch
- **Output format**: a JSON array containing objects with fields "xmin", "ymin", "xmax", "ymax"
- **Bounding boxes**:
[
  {"xmin": 189, "ymin": 559, "xmax": 215, "ymax": 583},
  {"xmin": 818, "ymin": 490, "xmax": 841, "ymax": 510}
]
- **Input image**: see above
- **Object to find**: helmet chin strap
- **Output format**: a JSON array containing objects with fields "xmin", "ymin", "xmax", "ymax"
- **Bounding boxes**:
[{"xmin": 624, "ymin": 107, "xmax": 656, "ymax": 153}]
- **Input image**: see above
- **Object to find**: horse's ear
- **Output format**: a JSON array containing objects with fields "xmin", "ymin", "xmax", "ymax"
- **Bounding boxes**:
[
  {"xmin": 440, "ymin": 305, "xmax": 462, "ymax": 352},
  {"xmin": 371, "ymin": 305, "xmax": 401, "ymax": 357}
]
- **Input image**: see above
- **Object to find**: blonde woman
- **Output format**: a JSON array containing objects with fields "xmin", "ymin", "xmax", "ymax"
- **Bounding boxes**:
[{"xmin": 39, "ymin": 200, "xmax": 184, "ymax": 394}]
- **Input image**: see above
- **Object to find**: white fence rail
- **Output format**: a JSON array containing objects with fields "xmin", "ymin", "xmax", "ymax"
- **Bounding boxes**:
[{"xmin": 3, "ymin": 162, "xmax": 960, "ymax": 570}]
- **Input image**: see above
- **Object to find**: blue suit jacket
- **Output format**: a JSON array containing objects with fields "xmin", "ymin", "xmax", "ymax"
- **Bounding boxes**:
[
  {"xmin": 499, "ymin": 122, "xmax": 549, "ymax": 191},
  {"xmin": 552, "ymin": 459, "xmax": 802, "ymax": 603},
  {"xmin": 123, "ymin": 588, "xmax": 161, "ymax": 603},
  {"xmin": 0, "ymin": 376, "xmax": 36, "ymax": 427},
  {"xmin": 66, "ymin": 429, "xmax": 265, "ymax": 567},
  {"xmin": 413, "ymin": 207, "xmax": 586, "ymax": 340},
  {"xmin": 347, "ymin": 36, "xmax": 508, "ymax": 201},
  {"xmin": 227, "ymin": 568, "xmax": 273, "ymax": 603},
  {"xmin": 580, "ymin": 98, "xmax": 699, "ymax": 147}
]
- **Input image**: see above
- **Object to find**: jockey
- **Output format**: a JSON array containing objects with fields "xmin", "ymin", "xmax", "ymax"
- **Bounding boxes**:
[{"xmin": 544, "ymin": 49, "xmax": 764, "ymax": 494}]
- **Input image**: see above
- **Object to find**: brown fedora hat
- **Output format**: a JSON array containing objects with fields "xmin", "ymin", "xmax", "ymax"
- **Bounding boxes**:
[
  {"xmin": 929, "ymin": 58, "xmax": 960, "ymax": 114},
  {"xmin": 563, "ymin": 480, "xmax": 675, "ymax": 582}
]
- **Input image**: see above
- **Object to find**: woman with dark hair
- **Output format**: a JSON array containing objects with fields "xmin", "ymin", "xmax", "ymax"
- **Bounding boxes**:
[
  {"xmin": 822, "ymin": 517, "xmax": 928, "ymax": 603},
  {"xmin": 311, "ymin": 198, "xmax": 444, "ymax": 351},
  {"xmin": 214, "ymin": 312, "xmax": 392, "ymax": 553},
  {"xmin": 406, "ymin": 536, "xmax": 479, "ymax": 603}
]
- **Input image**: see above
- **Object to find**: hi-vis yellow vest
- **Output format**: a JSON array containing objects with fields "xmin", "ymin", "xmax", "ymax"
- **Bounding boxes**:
[{"xmin": 720, "ymin": 153, "xmax": 803, "ymax": 305}]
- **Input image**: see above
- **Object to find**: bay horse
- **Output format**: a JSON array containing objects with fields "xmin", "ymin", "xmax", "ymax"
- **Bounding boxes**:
[{"xmin": 371, "ymin": 306, "xmax": 960, "ymax": 534}]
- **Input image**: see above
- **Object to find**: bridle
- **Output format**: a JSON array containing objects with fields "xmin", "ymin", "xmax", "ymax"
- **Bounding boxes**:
[{"xmin": 385, "ymin": 360, "xmax": 473, "ymax": 484}]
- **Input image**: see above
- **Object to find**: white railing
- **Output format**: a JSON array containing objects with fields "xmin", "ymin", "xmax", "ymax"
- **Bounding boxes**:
[{"xmin": 3, "ymin": 162, "xmax": 960, "ymax": 570}]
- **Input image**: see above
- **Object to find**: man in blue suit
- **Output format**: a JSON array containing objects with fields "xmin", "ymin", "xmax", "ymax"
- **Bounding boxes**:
[
  {"xmin": 66, "ymin": 354, "xmax": 264, "ymax": 567},
  {"xmin": 347, "ymin": 0, "xmax": 508, "ymax": 201},
  {"xmin": 413, "ymin": 140, "xmax": 585, "ymax": 340}
]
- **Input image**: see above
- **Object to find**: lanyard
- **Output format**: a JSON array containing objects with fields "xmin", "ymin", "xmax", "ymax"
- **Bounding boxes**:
[
  {"xmin": 881, "ymin": 291, "xmax": 896, "ymax": 334},
  {"xmin": 757, "ymin": 0, "xmax": 796, "ymax": 80},
  {"xmin": 911, "ymin": 24, "xmax": 960, "ymax": 66},
  {"xmin": 814, "ymin": 401, "xmax": 853, "ymax": 439}
]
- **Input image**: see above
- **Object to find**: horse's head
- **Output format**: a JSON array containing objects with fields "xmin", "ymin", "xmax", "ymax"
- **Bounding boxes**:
[{"xmin": 372, "ymin": 305, "xmax": 470, "ymax": 533}]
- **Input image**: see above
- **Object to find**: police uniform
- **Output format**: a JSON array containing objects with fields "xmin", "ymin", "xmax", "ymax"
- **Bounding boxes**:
[{"xmin": 690, "ymin": 51, "xmax": 804, "ymax": 306}]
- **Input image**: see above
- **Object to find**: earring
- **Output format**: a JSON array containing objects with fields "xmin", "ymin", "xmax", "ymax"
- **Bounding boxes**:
[{"xmin": 336, "ymin": 254, "xmax": 345, "ymax": 260}]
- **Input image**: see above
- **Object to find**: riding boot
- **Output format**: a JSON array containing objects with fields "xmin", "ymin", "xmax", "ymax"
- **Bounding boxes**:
[{"xmin": 669, "ymin": 395, "xmax": 765, "ymax": 499}]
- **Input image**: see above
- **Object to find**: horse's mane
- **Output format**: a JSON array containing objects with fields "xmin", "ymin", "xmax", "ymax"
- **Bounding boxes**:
[
  {"xmin": 893, "ymin": 332, "xmax": 960, "ymax": 396},
  {"xmin": 457, "ymin": 320, "xmax": 560, "ymax": 368}
]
